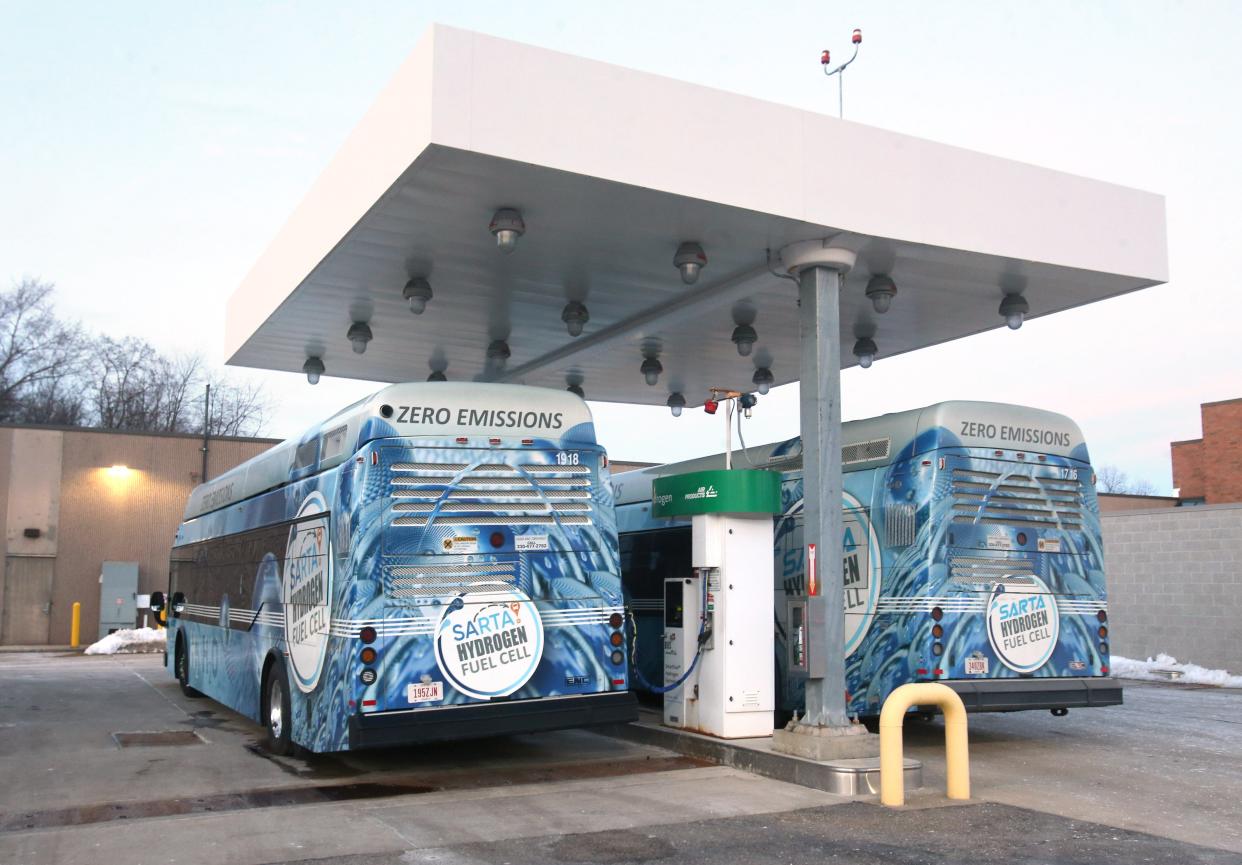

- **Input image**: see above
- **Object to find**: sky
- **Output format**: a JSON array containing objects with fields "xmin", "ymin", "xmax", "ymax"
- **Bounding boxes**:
[{"xmin": 3, "ymin": 1, "xmax": 1240, "ymax": 493}]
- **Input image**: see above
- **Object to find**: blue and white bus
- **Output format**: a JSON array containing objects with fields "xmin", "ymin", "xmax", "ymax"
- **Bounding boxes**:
[
  {"xmin": 614, "ymin": 401, "xmax": 1122, "ymax": 719},
  {"xmin": 154, "ymin": 383, "xmax": 636, "ymax": 753}
]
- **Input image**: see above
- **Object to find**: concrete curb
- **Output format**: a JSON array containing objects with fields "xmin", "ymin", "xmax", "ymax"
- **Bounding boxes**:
[{"xmin": 597, "ymin": 720, "xmax": 918, "ymax": 795}]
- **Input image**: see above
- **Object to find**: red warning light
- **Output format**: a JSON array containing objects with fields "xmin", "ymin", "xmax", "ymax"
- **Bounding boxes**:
[
  {"xmin": 852, "ymin": 28, "xmax": 862, "ymax": 44},
  {"xmin": 703, "ymin": 399, "xmax": 719, "ymax": 415},
  {"xmin": 821, "ymin": 49, "xmax": 831, "ymax": 65}
]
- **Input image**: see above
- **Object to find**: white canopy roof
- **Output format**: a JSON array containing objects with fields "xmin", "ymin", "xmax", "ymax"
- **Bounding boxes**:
[{"xmin": 225, "ymin": 25, "xmax": 1167, "ymax": 406}]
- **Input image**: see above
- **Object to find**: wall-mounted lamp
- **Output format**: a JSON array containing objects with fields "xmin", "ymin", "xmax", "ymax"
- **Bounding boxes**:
[
  {"xmin": 486, "ymin": 339, "xmax": 511, "ymax": 372},
  {"xmin": 667, "ymin": 392, "xmax": 686, "ymax": 417}
]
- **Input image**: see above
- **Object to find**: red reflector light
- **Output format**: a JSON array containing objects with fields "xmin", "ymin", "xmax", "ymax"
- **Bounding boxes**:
[
  {"xmin": 932, "ymin": 668, "xmax": 943, "ymax": 676},
  {"xmin": 994, "ymin": 450, "xmax": 1004, "ymax": 457},
  {"xmin": 609, "ymin": 612, "xmax": 624, "ymax": 629},
  {"xmin": 456, "ymin": 437, "xmax": 468, "ymax": 444},
  {"xmin": 916, "ymin": 668, "xmax": 928, "ymax": 675},
  {"xmin": 371, "ymin": 452, "xmax": 378, "ymax": 465},
  {"xmin": 1102, "ymin": 666, "xmax": 1110, "ymax": 674},
  {"xmin": 921, "ymin": 460, "xmax": 931, "ymax": 466},
  {"xmin": 490, "ymin": 532, "xmax": 505, "ymax": 548},
  {"xmin": 522, "ymin": 438, "xmax": 533, "ymax": 445},
  {"xmin": 489, "ymin": 437, "xmax": 501, "ymax": 445},
  {"xmin": 360, "ymin": 626, "xmax": 377, "ymax": 644},
  {"xmin": 1016, "ymin": 452, "xmax": 1026, "ymax": 460},
  {"xmin": 362, "ymin": 699, "xmax": 377, "ymax": 707},
  {"xmin": 611, "ymin": 678, "xmax": 626, "ymax": 686},
  {"xmin": 1038, "ymin": 455, "xmax": 1047, "ymax": 461}
]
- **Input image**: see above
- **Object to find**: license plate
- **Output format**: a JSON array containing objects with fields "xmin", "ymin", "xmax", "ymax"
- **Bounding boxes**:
[
  {"xmin": 965, "ymin": 657, "xmax": 989, "ymax": 676},
  {"xmin": 407, "ymin": 682, "xmax": 444, "ymax": 703}
]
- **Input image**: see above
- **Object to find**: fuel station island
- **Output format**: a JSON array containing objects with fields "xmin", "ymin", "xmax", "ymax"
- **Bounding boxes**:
[{"xmin": 223, "ymin": 25, "xmax": 1167, "ymax": 759}]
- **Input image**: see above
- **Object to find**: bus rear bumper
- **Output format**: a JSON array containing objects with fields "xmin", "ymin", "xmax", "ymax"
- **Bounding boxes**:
[
  {"xmin": 935, "ymin": 677, "xmax": 1123, "ymax": 713},
  {"xmin": 348, "ymin": 691, "xmax": 639, "ymax": 749}
]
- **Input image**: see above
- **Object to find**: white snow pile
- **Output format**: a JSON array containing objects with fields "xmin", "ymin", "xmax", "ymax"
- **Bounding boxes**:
[
  {"xmin": 84, "ymin": 627, "xmax": 167, "ymax": 655},
  {"xmin": 1111, "ymin": 653, "xmax": 1242, "ymax": 688}
]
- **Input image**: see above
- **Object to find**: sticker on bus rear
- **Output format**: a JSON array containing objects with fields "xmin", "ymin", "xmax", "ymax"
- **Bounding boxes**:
[
  {"xmin": 515, "ymin": 534, "xmax": 549, "ymax": 552},
  {"xmin": 433, "ymin": 587, "xmax": 545, "ymax": 700},
  {"xmin": 986, "ymin": 575, "xmax": 1060, "ymax": 673},
  {"xmin": 284, "ymin": 492, "xmax": 333, "ymax": 694},
  {"xmin": 407, "ymin": 681, "xmax": 444, "ymax": 704},
  {"xmin": 965, "ymin": 654, "xmax": 989, "ymax": 676}
]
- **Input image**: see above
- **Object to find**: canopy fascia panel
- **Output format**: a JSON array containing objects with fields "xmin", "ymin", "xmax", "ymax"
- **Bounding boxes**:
[{"xmin": 225, "ymin": 25, "xmax": 1168, "ymax": 406}]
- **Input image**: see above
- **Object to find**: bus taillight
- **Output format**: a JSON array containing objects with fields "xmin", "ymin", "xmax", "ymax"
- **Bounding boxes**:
[
  {"xmin": 1097, "ymin": 626, "xmax": 1108, "ymax": 639},
  {"xmin": 609, "ymin": 632, "xmax": 624, "ymax": 647},
  {"xmin": 360, "ymin": 646, "xmax": 378, "ymax": 665},
  {"xmin": 609, "ymin": 612, "xmax": 623, "ymax": 629},
  {"xmin": 1097, "ymin": 609, "xmax": 1107, "ymax": 622},
  {"xmin": 610, "ymin": 650, "xmax": 624, "ymax": 665},
  {"xmin": 360, "ymin": 626, "xmax": 377, "ymax": 644},
  {"xmin": 932, "ymin": 624, "xmax": 944, "ymax": 639},
  {"xmin": 931, "ymin": 606, "xmax": 943, "ymax": 622}
]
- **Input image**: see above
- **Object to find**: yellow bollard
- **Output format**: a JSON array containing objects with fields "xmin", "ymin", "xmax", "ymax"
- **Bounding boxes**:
[
  {"xmin": 879, "ymin": 682, "xmax": 970, "ymax": 807},
  {"xmin": 70, "ymin": 602, "xmax": 81, "ymax": 648}
]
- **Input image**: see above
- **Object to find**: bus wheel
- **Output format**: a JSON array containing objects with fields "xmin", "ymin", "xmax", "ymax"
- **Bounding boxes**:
[
  {"xmin": 176, "ymin": 636, "xmax": 202, "ymax": 698},
  {"xmin": 264, "ymin": 660, "xmax": 294, "ymax": 756}
]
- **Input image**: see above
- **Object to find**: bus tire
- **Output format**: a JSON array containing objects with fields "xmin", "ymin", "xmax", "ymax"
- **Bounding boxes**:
[
  {"xmin": 263, "ymin": 658, "xmax": 295, "ymax": 756},
  {"xmin": 175, "ymin": 634, "xmax": 202, "ymax": 698}
]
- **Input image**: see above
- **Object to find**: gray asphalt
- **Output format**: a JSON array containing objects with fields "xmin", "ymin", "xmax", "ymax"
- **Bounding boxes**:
[{"xmin": 2, "ymin": 652, "xmax": 1241, "ymax": 865}]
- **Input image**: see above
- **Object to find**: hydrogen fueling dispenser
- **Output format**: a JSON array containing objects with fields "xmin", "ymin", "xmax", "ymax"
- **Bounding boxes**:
[{"xmin": 653, "ymin": 468, "xmax": 781, "ymax": 738}]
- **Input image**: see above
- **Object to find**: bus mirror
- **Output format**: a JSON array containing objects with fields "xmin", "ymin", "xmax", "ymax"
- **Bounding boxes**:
[
  {"xmin": 171, "ymin": 592, "xmax": 187, "ymax": 616},
  {"xmin": 149, "ymin": 591, "xmax": 165, "ymax": 612}
]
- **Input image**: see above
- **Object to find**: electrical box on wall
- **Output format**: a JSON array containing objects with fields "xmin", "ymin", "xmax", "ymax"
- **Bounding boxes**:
[{"xmin": 98, "ymin": 561, "xmax": 139, "ymax": 638}]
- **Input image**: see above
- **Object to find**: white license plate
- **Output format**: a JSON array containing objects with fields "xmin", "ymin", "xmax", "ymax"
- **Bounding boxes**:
[
  {"xmin": 407, "ymin": 682, "xmax": 444, "ymax": 704},
  {"xmin": 965, "ymin": 657, "xmax": 989, "ymax": 676}
]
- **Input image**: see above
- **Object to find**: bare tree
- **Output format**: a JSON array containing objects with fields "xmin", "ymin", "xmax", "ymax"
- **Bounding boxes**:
[
  {"xmin": 0, "ymin": 279, "xmax": 87, "ymax": 421},
  {"xmin": 0, "ymin": 279, "xmax": 273, "ymax": 435},
  {"xmin": 1096, "ymin": 464, "xmax": 1157, "ymax": 496}
]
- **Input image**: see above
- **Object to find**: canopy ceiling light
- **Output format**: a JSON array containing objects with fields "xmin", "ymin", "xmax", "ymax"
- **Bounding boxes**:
[
  {"xmin": 302, "ymin": 356, "xmax": 325, "ymax": 385},
  {"xmin": 673, "ymin": 241, "xmax": 707, "ymax": 285},
  {"xmin": 999, "ymin": 292, "xmax": 1030, "ymax": 330},
  {"xmin": 347, "ymin": 321, "xmax": 373, "ymax": 354},
  {"xmin": 486, "ymin": 339, "xmax": 512, "ymax": 371},
  {"xmin": 403, "ymin": 277, "xmax": 433, "ymax": 314},
  {"xmin": 752, "ymin": 366, "xmax": 775, "ymax": 395},
  {"xmin": 865, "ymin": 274, "xmax": 897, "ymax": 314},
  {"xmin": 640, "ymin": 355, "xmax": 663, "ymax": 387},
  {"xmin": 853, "ymin": 336, "xmax": 877, "ymax": 369},
  {"xmin": 666, "ymin": 392, "xmax": 686, "ymax": 418},
  {"xmin": 731, "ymin": 323, "xmax": 758, "ymax": 357},
  {"xmin": 427, "ymin": 369, "xmax": 447, "ymax": 382},
  {"xmin": 561, "ymin": 300, "xmax": 589, "ymax": 337},
  {"xmin": 489, "ymin": 208, "xmax": 525, "ymax": 253},
  {"xmin": 566, "ymin": 380, "xmax": 585, "ymax": 398}
]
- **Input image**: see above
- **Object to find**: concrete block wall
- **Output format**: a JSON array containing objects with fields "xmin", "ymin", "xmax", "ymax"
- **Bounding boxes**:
[{"xmin": 1102, "ymin": 503, "xmax": 1242, "ymax": 674}]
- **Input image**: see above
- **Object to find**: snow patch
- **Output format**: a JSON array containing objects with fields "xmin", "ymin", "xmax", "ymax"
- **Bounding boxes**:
[
  {"xmin": 1111, "ymin": 653, "xmax": 1242, "ymax": 688},
  {"xmin": 84, "ymin": 627, "xmax": 167, "ymax": 655}
]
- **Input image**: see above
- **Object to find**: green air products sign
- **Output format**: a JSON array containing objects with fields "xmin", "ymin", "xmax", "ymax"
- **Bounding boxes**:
[{"xmin": 651, "ymin": 470, "xmax": 781, "ymax": 518}]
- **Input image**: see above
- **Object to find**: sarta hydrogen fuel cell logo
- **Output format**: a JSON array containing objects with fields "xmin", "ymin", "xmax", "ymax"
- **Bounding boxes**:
[
  {"xmin": 986, "ymin": 575, "xmax": 1059, "ymax": 673},
  {"xmin": 284, "ymin": 492, "xmax": 332, "ymax": 693},
  {"xmin": 434, "ymin": 587, "xmax": 545, "ymax": 699}
]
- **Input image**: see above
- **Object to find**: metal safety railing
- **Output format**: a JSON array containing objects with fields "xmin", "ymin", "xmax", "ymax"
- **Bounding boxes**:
[{"xmin": 880, "ymin": 682, "xmax": 970, "ymax": 807}]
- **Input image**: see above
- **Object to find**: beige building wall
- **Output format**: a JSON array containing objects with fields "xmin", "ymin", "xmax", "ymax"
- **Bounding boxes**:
[{"xmin": 0, "ymin": 425, "xmax": 277, "ymax": 645}]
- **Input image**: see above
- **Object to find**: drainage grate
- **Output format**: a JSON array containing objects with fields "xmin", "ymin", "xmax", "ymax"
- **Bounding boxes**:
[{"xmin": 113, "ymin": 730, "xmax": 204, "ymax": 748}]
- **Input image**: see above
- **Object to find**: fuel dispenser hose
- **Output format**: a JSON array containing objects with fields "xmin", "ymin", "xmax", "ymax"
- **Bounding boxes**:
[{"xmin": 626, "ymin": 574, "xmax": 710, "ymax": 695}]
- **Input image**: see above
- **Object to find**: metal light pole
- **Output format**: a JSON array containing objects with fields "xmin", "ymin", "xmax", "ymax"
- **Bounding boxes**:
[{"xmin": 821, "ymin": 29, "xmax": 863, "ymax": 119}]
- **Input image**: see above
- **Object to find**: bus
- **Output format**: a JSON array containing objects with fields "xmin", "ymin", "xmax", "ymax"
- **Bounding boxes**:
[
  {"xmin": 614, "ymin": 401, "xmax": 1122, "ymax": 719},
  {"xmin": 153, "ymin": 382, "xmax": 636, "ymax": 754}
]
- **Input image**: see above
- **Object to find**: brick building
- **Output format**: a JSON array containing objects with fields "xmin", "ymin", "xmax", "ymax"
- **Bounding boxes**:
[{"xmin": 1171, "ymin": 397, "xmax": 1242, "ymax": 505}]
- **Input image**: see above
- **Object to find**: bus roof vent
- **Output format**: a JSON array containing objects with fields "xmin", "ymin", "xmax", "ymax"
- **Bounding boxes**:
[{"xmin": 842, "ymin": 437, "xmax": 891, "ymax": 465}]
